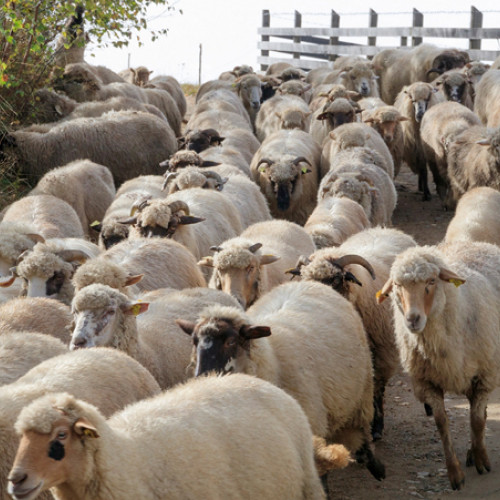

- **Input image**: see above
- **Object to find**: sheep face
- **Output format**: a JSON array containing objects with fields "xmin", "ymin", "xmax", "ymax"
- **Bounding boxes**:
[
  {"xmin": 317, "ymin": 99, "xmax": 358, "ymax": 129},
  {"xmin": 340, "ymin": 63, "xmax": 377, "ymax": 97},
  {"xmin": 99, "ymin": 222, "xmax": 129, "ymax": 250},
  {"xmin": 235, "ymin": 74, "xmax": 262, "ymax": 110},
  {"xmin": 178, "ymin": 129, "xmax": 224, "ymax": 153},
  {"xmin": 176, "ymin": 317, "xmax": 271, "ymax": 377},
  {"xmin": 276, "ymin": 109, "xmax": 310, "ymax": 131},
  {"xmin": 52, "ymin": 65, "xmax": 99, "ymax": 102},
  {"xmin": 71, "ymin": 305, "xmax": 119, "ymax": 349},
  {"xmin": 364, "ymin": 108, "xmax": 407, "ymax": 143},
  {"xmin": 435, "ymin": 73, "xmax": 470, "ymax": 104},
  {"xmin": 277, "ymin": 80, "xmax": 311, "ymax": 98},
  {"xmin": 404, "ymin": 83, "xmax": 436, "ymax": 122}
]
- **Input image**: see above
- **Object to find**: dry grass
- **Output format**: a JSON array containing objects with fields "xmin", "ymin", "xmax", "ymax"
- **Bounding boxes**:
[{"xmin": 181, "ymin": 83, "xmax": 199, "ymax": 96}]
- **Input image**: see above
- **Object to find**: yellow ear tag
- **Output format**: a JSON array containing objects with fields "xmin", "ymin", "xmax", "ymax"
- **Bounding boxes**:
[
  {"xmin": 90, "ymin": 220, "xmax": 101, "ymax": 227},
  {"xmin": 301, "ymin": 166, "xmax": 309, "ymax": 174},
  {"xmin": 375, "ymin": 290, "xmax": 383, "ymax": 299},
  {"xmin": 259, "ymin": 166, "xmax": 266, "ymax": 173},
  {"xmin": 83, "ymin": 429, "xmax": 94, "ymax": 437},
  {"xmin": 131, "ymin": 304, "xmax": 142, "ymax": 316},
  {"xmin": 449, "ymin": 278, "xmax": 464, "ymax": 287}
]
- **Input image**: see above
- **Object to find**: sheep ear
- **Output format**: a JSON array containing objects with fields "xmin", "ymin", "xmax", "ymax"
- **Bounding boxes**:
[
  {"xmin": 54, "ymin": 104, "xmax": 64, "ymax": 116},
  {"xmin": 125, "ymin": 274, "xmax": 144, "ymax": 286},
  {"xmin": 317, "ymin": 112, "xmax": 328, "ymax": 121},
  {"xmin": 176, "ymin": 319, "xmax": 196, "ymax": 335},
  {"xmin": 25, "ymin": 233, "xmax": 45, "ymax": 244},
  {"xmin": 73, "ymin": 417, "xmax": 99, "ymax": 439},
  {"xmin": 364, "ymin": 117, "xmax": 374, "ymax": 123},
  {"xmin": 259, "ymin": 254, "xmax": 280, "ymax": 266},
  {"xmin": 376, "ymin": 279, "xmax": 393, "ymax": 304},
  {"xmin": 438, "ymin": 268, "xmax": 466, "ymax": 287},
  {"xmin": 476, "ymin": 138, "xmax": 491, "ymax": 146},
  {"xmin": 239, "ymin": 325, "xmax": 272, "ymax": 340},
  {"xmin": 398, "ymin": 116, "xmax": 409, "ymax": 122},
  {"xmin": 198, "ymin": 256, "xmax": 214, "ymax": 267},
  {"xmin": 122, "ymin": 302, "xmax": 149, "ymax": 316}
]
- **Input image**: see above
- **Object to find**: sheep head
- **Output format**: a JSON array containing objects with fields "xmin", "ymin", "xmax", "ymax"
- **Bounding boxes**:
[
  {"xmin": 275, "ymin": 108, "xmax": 311, "ymax": 131},
  {"xmin": 402, "ymin": 82, "xmax": 437, "ymax": 123},
  {"xmin": 132, "ymin": 66, "xmax": 153, "ymax": 86},
  {"xmin": 463, "ymin": 61, "xmax": 490, "ymax": 86},
  {"xmin": 257, "ymin": 156, "xmax": 312, "ymax": 211},
  {"xmin": 339, "ymin": 62, "xmax": 378, "ymax": 97},
  {"xmin": 317, "ymin": 98, "xmax": 360, "ymax": 129},
  {"xmin": 160, "ymin": 150, "xmax": 220, "ymax": 175},
  {"xmin": 9, "ymin": 393, "xmax": 102, "ymax": 500},
  {"xmin": 52, "ymin": 63, "xmax": 101, "ymax": 102},
  {"xmin": 476, "ymin": 127, "xmax": 500, "ymax": 161},
  {"xmin": 364, "ymin": 106, "xmax": 407, "ymax": 143},
  {"xmin": 279, "ymin": 67, "xmax": 307, "ymax": 82},
  {"xmin": 177, "ymin": 128, "xmax": 225, "ymax": 153},
  {"xmin": 164, "ymin": 168, "xmax": 228, "ymax": 194},
  {"xmin": 98, "ymin": 221, "xmax": 130, "ymax": 250},
  {"xmin": 176, "ymin": 305, "xmax": 270, "ymax": 376},
  {"xmin": 377, "ymin": 247, "xmax": 465, "ymax": 333},
  {"xmin": 426, "ymin": 50, "xmax": 470, "ymax": 78},
  {"xmin": 277, "ymin": 80, "xmax": 311, "ymax": 99},
  {"xmin": 234, "ymin": 74, "xmax": 262, "ymax": 110},
  {"xmin": 198, "ymin": 242, "xmax": 279, "ymax": 309},
  {"xmin": 434, "ymin": 72, "xmax": 471, "ymax": 105}
]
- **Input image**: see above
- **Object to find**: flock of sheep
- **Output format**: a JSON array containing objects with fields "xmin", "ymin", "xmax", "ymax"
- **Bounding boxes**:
[{"xmin": 2, "ymin": 7, "xmax": 500, "ymax": 499}]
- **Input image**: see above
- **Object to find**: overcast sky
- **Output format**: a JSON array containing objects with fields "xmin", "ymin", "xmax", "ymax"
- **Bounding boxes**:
[{"xmin": 88, "ymin": 0, "xmax": 500, "ymax": 84}]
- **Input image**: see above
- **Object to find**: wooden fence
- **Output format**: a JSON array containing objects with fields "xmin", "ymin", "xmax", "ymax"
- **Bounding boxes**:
[{"xmin": 258, "ymin": 7, "xmax": 500, "ymax": 71}]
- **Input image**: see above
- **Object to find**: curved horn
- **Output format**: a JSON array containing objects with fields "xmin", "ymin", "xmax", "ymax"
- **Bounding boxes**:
[
  {"xmin": 210, "ymin": 246, "xmax": 223, "ymax": 252},
  {"xmin": 426, "ymin": 67, "xmax": 441, "ymax": 77},
  {"xmin": 25, "ymin": 233, "xmax": 45, "ymax": 244},
  {"xmin": 292, "ymin": 156, "xmax": 312, "ymax": 166},
  {"xmin": 16, "ymin": 249, "xmax": 32, "ymax": 264},
  {"xmin": 168, "ymin": 200, "xmax": 190, "ymax": 215},
  {"xmin": 284, "ymin": 255, "xmax": 311, "ymax": 277},
  {"xmin": 248, "ymin": 243, "xmax": 262, "ymax": 253},
  {"xmin": 202, "ymin": 170, "xmax": 227, "ymax": 190},
  {"xmin": 0, "ymin": 273, "xmax": 16, "ymax": 287},
  {"xmin": 332, "ymin": 254, "xmax": 376, "ymax": 280},
  {"xmin": 162, "ymin": 172, "xmax": 178, "ymax": 191},
  {"xmin": 130, "ymin": 197, "xmax": 150, "ymax": 216},
  {"xmin": 117, "ymin": 216, "xmax": 138, "ymax": 225},
  {"xmin": 56, "ymin": 249, "xmax": 90, "ymax": 263},
  {"xmin": 257, "ymin": 158, "xmax": 273, "ymax": 168}
]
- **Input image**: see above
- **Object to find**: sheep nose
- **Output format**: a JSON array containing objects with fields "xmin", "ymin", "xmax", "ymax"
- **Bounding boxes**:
[
  {"xmin": 251, "ymin": 101, "xmax": 261, "ymax": 110},
  {"xmin": 360, "ymin": 83, "xmax": 369, "ymax": 95},
  {"xmin": 8, "ymin": 470, "xmax": 27, "ymax": 485},
  {"xmin": 406, "ymin": 313, "xmax": 421, "ymax": 329},
  {"xmin": 71, "ymin": 337, "xmax": 87, "ymax": 349}
]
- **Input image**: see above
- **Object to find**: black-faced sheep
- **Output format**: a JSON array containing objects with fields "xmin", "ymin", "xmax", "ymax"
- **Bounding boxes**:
[
  {"xmin": 432, "ymin": 70, "xmax": 474, "ymax": 109},
  {"xmin": 378, "ymin": 242, "xmax": 500, "ymax": 490}
]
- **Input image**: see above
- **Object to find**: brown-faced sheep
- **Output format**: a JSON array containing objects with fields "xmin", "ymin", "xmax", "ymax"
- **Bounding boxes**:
[
  {"xmin": 324, "ymin": 62, "xmax": 380, "ymax": 98},
  {"xmin": 9, "ymin": 375, "xmax": 327, "ymax": 500},
  {"xmin": 250, "ymin": 129, "xmax": 322, "ymax": 225},
  {"xmin": 276, "ymin": 79, "xmax": 312, "ymax": 103},
  {"xmin": 0, "ymin": 111, "xmax": 178, "ymax": 186},
  {"xmin": 445, "ymin": 187, "xmax": 500, "ymax": 246},
  {"xmin": 177, "ymin": 281, "xmax": 385, "ymax": 481},
  {"xmin": 0, "ymin": 348, "xmax": 160, "ymax": 500},
  {"xmin": 309, "ymin": 83, "xmax": 361, "ymax": 114},
  {"xmin": 377, "ymin": 242, "xmax": 500, "ymax": 490},
  {"xmin": 288, "ymin": 227, "xmax": 417, "ymax": 440},
  {"xmin": 432, "ymin": 70, "xmax": 474, "ymax": 109},
  {"xmin": 198, "ymin": 219, "xmax": 315, "ymax": 309},
  {"xmin": 420, "ymin": 101, "xmax": 481, "ymax": 209},
  {"xmin": 70, "ymin": 285, "xmax": 239, "ymax": 389},
  {"xmin": 474, "ymin": 69, "xmax": 500, "ymax": 127},
  {"xmin": 394, "ymin": 81, "xmax": 445, "ymax": 199},
  {"xmin": 304, "ymin": 196, "xmax": 371, "ymax": 249}
]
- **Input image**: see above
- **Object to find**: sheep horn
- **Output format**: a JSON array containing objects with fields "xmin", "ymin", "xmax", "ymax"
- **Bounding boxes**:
[
  {"xmin": 257, "ymin": 158, "xmax": 273, "ymax": 168},
  {"xmin": 284, "ymin": 255, "xmax": 311, "ymax": 277},
  {"xmin": 56, "ymin": 249, "xmax": 90, "ymax": 263},
  {"xmin": 168, "ymin": 200, "xmax": 190, "ymax": 215},
  {"xmin": 162, "ymin": 172, "xmax": 178, "ymax": 191},
  {"xmin": 130, "ymin": 197, "xmax": 150, "ymax": 216},
  {"xmin": 426, "ymin": 68, "xmax": 441, "ymax": 77},
  {"xmin": 159, "ymin": 158, "xmax": 172, "ymax": 170},
  {"xmin": 292, "ymin": 156, "xmax": 312, "ymax": 166},
  {"xmin": 203, "ymin": 171, "xmax": 227, "ymax": 190},
  {"xmin": 210, "ymin": 246, "xmax": 223, "ymax": 252},
  {"xmin": 332, "ymin": 255, "xmax": 376, "ymax": 280},
  {"xmin": 16, "ymin": 249, "xmax": 32, "ymax": 264},
  {"xmin": 178, "ymin": 215, "xmax": 205, "ymax": 225},
  {"xmin": 248, "ymin": 243, "xmax": 262, "ymax": 253},
  {"xmin": 118, "ymin": 216, "xmax": 138, "ymax": 225},
  {"xmin": 0, "ymin": 273, "xmax": 16, "ymax": 287},
  {"xmin": 25, "ymin": 233, "xmax": 45, "ymax": 244}
]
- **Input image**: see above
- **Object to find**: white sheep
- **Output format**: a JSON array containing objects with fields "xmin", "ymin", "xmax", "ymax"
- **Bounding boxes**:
[
  {"xmin": 198, "ymin": 219, "xmax": 315, "ymax": 309},
  {"xmin": 147, "ymin": 74, "xmax": 187, "ymax": 117},
  {"xmin": 0, "ymin": 347, "xmax": 161, "ymax": 500},
  {"xmin": 9, "ymin": 375, "xmax": 327, "ymax": 500},
  {"xmin": 377, "ymin": 242, "xmax": 500, "ymax": 490},
  {"xmin": 474, "ymin": 69, "xmax": 500, "ymax": 127},
  {"xmin": 177, "ymin": 280, "xmax": 385, "ymax": 481}
]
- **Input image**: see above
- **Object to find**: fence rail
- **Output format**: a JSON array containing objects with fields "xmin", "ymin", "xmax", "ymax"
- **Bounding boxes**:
[{"xmin": 258, "ymin": 6, "xmax": 500, "ymax": 71}]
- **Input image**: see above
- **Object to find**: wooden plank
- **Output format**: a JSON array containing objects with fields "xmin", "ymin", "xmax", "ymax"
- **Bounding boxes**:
[
  {"xmin": 368, "ymin": 9, "xmax": 378, "ymax": 48},
  {"xmin": 329, "ymin": 10, "xmax": 339, "ymax": 62},
  {"xmin": 260, "ymin": 10, "xmax": 270, "ymax": 72},
  {"xmin": 412, "ymin": 9, "xmax": 423, "ymax": 46},
  {"xmin": 257, "ymin": 56, "xmax": 334, "ymax": 70},
  {"xmin": 293, "ymin": 10, "xmax": 301, "ymax": 60},
  {"xmin": 469, "ymin": 6, "xmax": 483, "ymax": 50}
]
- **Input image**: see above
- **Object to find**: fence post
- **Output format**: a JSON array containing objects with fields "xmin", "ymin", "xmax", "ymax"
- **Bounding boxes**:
[
  {"xmin": 469, "ymin": 6, "xmax": 483, "ymax": 50},
  {"xmin": 329, "ymin": 9, "xmax": 340, "ymax": 62},
  {"xmin": 293, "ymin": 10, "xmax": 302, "ymax": 60},
  {"xmin": 261, "ymin": 10, "xmax": 270, "ymax": 72},
  {"xmin": 412, "ymin": 9, "xmax": 423, "ymax": 46},
  {"xmin": 368, "ymin": 9, "xmax": 378, "ymax": 58}
]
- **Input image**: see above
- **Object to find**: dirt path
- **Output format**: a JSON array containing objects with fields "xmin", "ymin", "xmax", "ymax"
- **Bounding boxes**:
[{"xmin": 327, "ymin": 167, "xmax": 500, "ymax": 499}]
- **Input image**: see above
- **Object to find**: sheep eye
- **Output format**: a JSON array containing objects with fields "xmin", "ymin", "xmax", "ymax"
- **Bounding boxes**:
[
  {"xmin": 57, "ymin": 431, "xmax": 67, "ymax": 440},
  {"xmin": 225, "ymin": 337, "xmax": 237, "ymax": 348},
  {"xmin": 247, "ymin": 266, "xmax": 254, "ymax": 274},
  {"xmin": 428, "ymin": 279, "xmax": 436, "ymax": 285}
]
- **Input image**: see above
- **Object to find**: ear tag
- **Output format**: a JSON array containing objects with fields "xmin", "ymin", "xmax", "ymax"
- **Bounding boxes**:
[
  {"xmin": 375, "ymin": 290, "xmax": 383, "ymax": 299},
  {"xmin": 83, "ymin": 429, "xmax": 94, "ymax": 437},
  {"xmin": 90, "ymin": 220, "xmax": 101, "ymax": 227},
  {"xmin": 449, "ymin": 278, "xmax": 464, "ymax": 287},
  {"xmin": 131, "ymin": 304, "xmax": 142, "ymax": 316},
  {"xmin": 259, "ymin": 166, "xmax": 266, "ymax": 173},
  {"xmin": 48, "ymin": 440, "xmax": 65, "ymax": 461}
]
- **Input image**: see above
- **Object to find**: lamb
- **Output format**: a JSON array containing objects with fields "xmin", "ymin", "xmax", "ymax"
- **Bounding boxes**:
[
  {"xmin": 304, "ymin": 196, "xmax": 371, "ymax": 249},
  {"xmin": 0, "ymin": 332, "xmax": 67, "ymax": 386},
  {"xmin": 177, "ymin": 280, "xmax": 385, "ymax": 481},
  {"xmin": 474, "ymin": 69, "xmax": 500, "ymax": 127},
  {"xmin": 9, "ymin": 374, "xmax": 328, "ymax": 500},
  {"xmin": 0, "ymin": 111, "xmax": 178, "ymax": 186},
  {"xmin": 420, "ymin": 101, "xmax": 481, "ymax": 208},
  {"xmin": 0, "ymin": 348, "xmax": 160, "ymax": 500},
  {"xmin": 447, "ymin": 125, "xmax": 500, "ymax": 204},
  {"xmin": 12, "ymin": 238, "xmax": 101, "ymax": 305},
  {"xmin": 30, "ymin": 159, "xmax": 116, "ymax": 241},
  {"xmin": 2, "ymin": 195, "xmax": 84, "ymax": 239},
  {"xmin": 287, "ymin": 227, "xmax": 417, "ymax": 440},
  {"xmin": 377, "ymin": 242, "xmax": 500, "ymax": 490},
  {"xmin": 73, "ymin": 237, "xmax": 207, "ymax": 294},
  {"xmin": 363, "ymin": 105, "xmax": 407, "ymax": 178},
  {"xmin": 445, "ymin": 187, "xmax": 500, "ymax": 246},
  {"xmin": 318, "ymin": 148, "xmax": 397, "ymax": 226},
  {"xmin": 432, "ymin": 70, "xmax": 474, "ymax": 109},
  {"xmin": 320, "ymin": 123, "xmax": 395, "ymax": 179},
  {"xmin": 69, "ymin": 284, "xmax": 240, "ymax": 389},
  {"xmin": 250, "ymin": 129, "xmax": 322, "ymax": 225},
  {"xmin": 394, "ymin": 81, "xmax": 445, "ymax": 199},
  {"xmin": 198, "ymin": 219, "xmax": 316, "ymax": 309}
]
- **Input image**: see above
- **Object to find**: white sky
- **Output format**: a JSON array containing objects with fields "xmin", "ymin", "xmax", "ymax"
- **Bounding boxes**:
[{"xmin": 88, "ymin": 0, "xmax": 500, "ymax": 84}]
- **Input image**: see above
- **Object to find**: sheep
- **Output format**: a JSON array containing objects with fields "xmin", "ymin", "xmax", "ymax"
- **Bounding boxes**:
[
  {"xmin": 432, "ymin": 70, "xmax": 474, "ymax": 109},
  {"xmin": 447, "ymin": 125, "xmax": 500, "ymax": 205},
  {"xmin": 218, "ymin": 63, "xmax": 254, "ymax": 81},
  {"xmin": 474, "ymin": 69, "xmax": 500, "ymax": 127},
  {"xmin": 186, "ymin": 108, "xmax": 253, "ymax": 137},
  {"xmin": 163, "ymin": 167, "xmax": 271, "ymax": 228},
  {"xmin": 357, "ymin": 96, "xmax": 386, "ymax": 119},
  {"xmin": 265, "ymin": 61, "xmax": 294, "ymax": 75},
  {"xmin": 0, "ymin": 111, "xmax": 178, "ymax": 186},
  {"xmin": 445, "ymin": 187, "xmax": 500, "ymax": 246},
  {"xmin": 250, "ymin": 129, "xmax": 322, "ymax": 225},
  {"xmin": 0, "ymin": 297, "xmax": 72, "ymax": 343},
  {"xmin": 73, "ymin": 237, "xmax": 207, "ymax": 294},
  {"xmin": 0, "ymin": 332, "xmax": 67, "ymax": 386},
  {"xmin": 276, "ymin": 79, "xmax": 312, "ymax": 103},
  {"xmin": 377, "ymin": 241, "xmax": 500, "ymax": 490},
  {"xmin": 13, "ymin": 238, "xmax": 101, "ymax": 305},
  {"xmin": 320, "ymin": 122, "xmax": 395, "ymax": 179},
  {"xmin": 304, "ymin": 196, "xmax": 371, "ymax": 249},
  {"xmin": 394, "ymin": 81, "xmax": 445, "ymax": 199},
  {"xmin": 9, "ymin": 375, "xmax": 328, "ymax": 500},
  {"xmin": 309, "ymin": 83, "xmax": 361, "ymax": 113},
  {"xmin": 198, "ymin": 219, "xmax": 316, "ymax": 309},
  {"xmin": 0, "ymin": 347, "xmax": 160, "ymax": 500},
  {"xmin": 70, "ymin": 284, "xmax": 240, "ymax": 389},
  {"xmin": 363, "ymin": 105, "xmax": 407, "ymax": 178},
  {"xmin": 2, "ymin": 195, "xmax": 84, "ymax": 239},
  {"xmin": 177, "ymin": 280, "xmax": 385, "ymax": 481},
  {"xmin": 325, "ymin": 61, "xmax": 380, "ymax": 98},
  {"xmin": 52, "ymin": 5, "xmax": 85, "ymax": 69},
  {"xmin": 287, "ymin": 227, "xmax": 417, "ymax": 440},
  {"xmin": 318, "ymin": 147, "xmax": 397, "ymax": 226},
  {"xmin": 305, "ymin": 66, "xmax": 335, "ymax": 86},
  {"xmin": 198, "ymin": 142, "xmax": 252, "ymax": 178},
  {"xmin": 420, "ymin": 101, "xmax": 481, "ymax": 209},
  {"xmin": 147, "ymin": 74, "xmax": 187, "ymax": 118},
  {"xmin": 30, "ymin": 159, "xmax": 116, "ymax": 241},
  {"xmin": 119, "ymin": 65, "xmax": 153, "ymax": 86},
  {"xmin": 193, "ymin": 88, "xmax": 251, "ymax": 125},
  {"xmin": 461, "ymin": 61, "xmax": 490, "ymax": 88}
]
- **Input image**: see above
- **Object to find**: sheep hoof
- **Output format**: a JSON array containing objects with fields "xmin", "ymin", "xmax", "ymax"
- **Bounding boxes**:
[
  {"xmin": 450, "ymin": 471, "xmax": 465, "ymax": 490},
  {"xmin": 422, "ymin": 192, "xmax": 432, "ymax": 201},
  {"xmin": 367, "ymin": 458, "xmax": 386, "ymax": 481},
  {"xmin": 467, "ymin": 448, "xmax": 492, "ymax": 474},
  {"xmin": 424, "ymin": 403, "xmax": 433, "ymax": 416},
  {"xmin": 466, "ymin": 448, "xmax": 475, "ymax": 467},
  {"xmin": 372, "ymin": 431, "xmax": 383, "ymax": 442}
]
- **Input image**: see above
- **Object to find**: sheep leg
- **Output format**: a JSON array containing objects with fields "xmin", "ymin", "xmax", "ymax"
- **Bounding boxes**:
[
  {"xmin": 428, "ymin": 388, "xmax": 465, "ymax": 490},
  {"xmin": 371, "ymin": 380, "xmax": 385, "ymax": 441},
  {"xmin": 356, "ymin": 440, "xmax": 386, "ymax": 481},
  {"xmin": 466, "ymin": 379, "xmax": 491, "ymax": 474},
  {"xmin": 424, "ymin": 402, "xmax": 433, "ymax": 416},
  {"xmin": 418, "ymin": 166, "xmax": 431, "ymax": 201}
]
